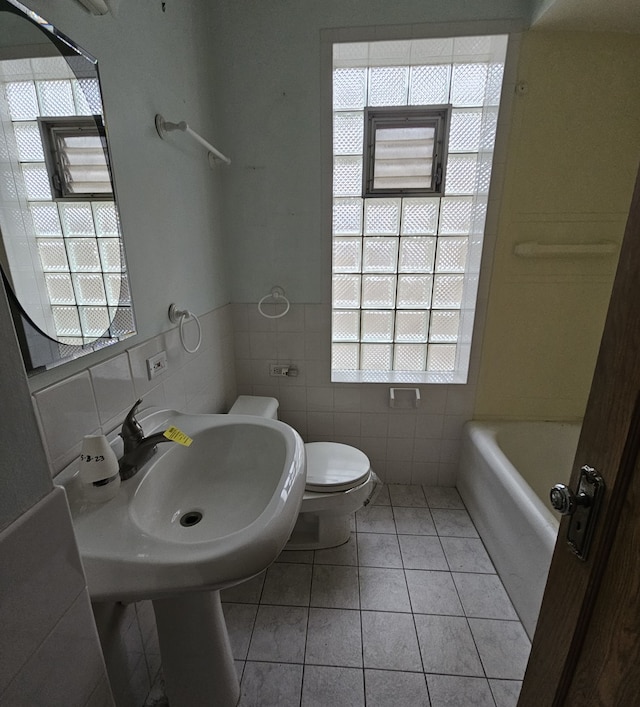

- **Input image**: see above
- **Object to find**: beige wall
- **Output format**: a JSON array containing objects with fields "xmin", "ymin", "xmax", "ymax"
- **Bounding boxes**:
[{"xmin": 475, "ymin": 31, "xmax": 640, "ymax": 420}]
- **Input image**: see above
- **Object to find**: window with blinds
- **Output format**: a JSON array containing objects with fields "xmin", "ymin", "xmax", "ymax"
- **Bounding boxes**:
[
  {"xmin": 363, "ymin": 106, "xmax": 451, "ymax": 196},
  {"xmin": 38, "ymin": 116, "xmax": 112, "ymax": 200}
]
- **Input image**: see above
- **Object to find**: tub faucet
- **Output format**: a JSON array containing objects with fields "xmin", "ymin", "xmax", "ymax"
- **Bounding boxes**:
[{"xmin": 118, "ymin": 398, "xmax": 173, "ymax": 480}]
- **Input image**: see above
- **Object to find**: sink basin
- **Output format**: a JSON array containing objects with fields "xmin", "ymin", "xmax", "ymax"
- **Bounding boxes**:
[
  {"xmin": 57, "ymin": 409, "xmax": 306, "ymax": 707},
  {"xmin": 57, "ymin": 410, "xmax": 306, "ymax": 602}
]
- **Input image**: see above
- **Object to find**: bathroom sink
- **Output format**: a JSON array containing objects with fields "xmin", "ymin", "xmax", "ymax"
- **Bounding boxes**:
[{"xmin": 56, "ymin": 410, "xmax": 306, "ymax": 602}]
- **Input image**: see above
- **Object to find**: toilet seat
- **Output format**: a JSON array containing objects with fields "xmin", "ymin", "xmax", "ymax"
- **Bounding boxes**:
[{"xmin": 305, "ymin": 442, "xmax": 371, "ymax": 493}]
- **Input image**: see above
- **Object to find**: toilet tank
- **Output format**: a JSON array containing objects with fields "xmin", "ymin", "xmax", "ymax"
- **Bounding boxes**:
[{"xmin": 228, "ymin": 395, "xmax": 279, "ymax": 420}]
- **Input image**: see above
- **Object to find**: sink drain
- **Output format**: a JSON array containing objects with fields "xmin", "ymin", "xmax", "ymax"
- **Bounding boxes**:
[{"xmin": 180, "ymin": 511, "xmax": 203, "ymax": 527}]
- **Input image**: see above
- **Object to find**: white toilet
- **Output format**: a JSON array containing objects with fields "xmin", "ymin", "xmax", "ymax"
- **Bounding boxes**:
[{"xmin": 228, "ymin": 395, "xmax": 378, "ymax": 549}]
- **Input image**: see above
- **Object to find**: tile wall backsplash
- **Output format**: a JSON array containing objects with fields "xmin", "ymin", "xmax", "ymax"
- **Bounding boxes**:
[
  {"xmin": 233, "ymin": 302, "xmax": 478, "ymax": 486},
  {"xmin": 0, "ymin": 488, "xmax": 114, "ymax": 707},
  {"xmin": 32, "ymin": 304, "xmax": 237, "ymax": 476}
]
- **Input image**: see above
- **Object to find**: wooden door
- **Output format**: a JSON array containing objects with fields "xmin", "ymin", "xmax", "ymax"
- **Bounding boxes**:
[{"xmin": 518, "ymin": 164, "xmax": 640, "ymax": 705}]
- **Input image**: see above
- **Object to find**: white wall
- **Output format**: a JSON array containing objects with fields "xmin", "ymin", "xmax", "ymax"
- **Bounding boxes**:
[{"xmin": 209, "ymin": 0, "xmax": 529, "ymax": 303}]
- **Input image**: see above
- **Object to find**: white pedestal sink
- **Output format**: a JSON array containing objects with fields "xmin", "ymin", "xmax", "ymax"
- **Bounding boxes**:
[{"xmin": 56, "ymin": 410, "xmax": 306, "ymax": 707}]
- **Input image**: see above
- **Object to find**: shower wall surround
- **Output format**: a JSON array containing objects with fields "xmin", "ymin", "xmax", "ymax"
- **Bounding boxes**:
[{"xmin": 233, "ymin": 302, "xmax": 479, "ymax": 486}]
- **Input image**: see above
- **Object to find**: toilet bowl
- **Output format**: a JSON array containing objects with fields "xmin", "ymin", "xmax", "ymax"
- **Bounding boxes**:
[{"xmin": 228, "ymin": 395, "xmax": 378, "ymax": 549}]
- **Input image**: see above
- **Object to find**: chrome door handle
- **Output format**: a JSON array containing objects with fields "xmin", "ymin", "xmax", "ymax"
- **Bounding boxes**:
[{"xmin": 550, "ymin": 465, "xmax": 604, "ymax": 561}]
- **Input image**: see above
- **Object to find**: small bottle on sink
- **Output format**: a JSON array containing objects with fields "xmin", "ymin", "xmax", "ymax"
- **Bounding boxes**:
[{"xmin": 79, "ymin": 434, "xmax": 121, "ymax": 502}]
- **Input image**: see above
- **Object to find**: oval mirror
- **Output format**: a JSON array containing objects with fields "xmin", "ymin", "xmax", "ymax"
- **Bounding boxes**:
[{"xmin": 0, "ymin": 0, "xmax": 135, "ymax": 371}]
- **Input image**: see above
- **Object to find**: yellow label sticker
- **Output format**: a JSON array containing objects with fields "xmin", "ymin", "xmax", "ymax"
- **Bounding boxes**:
[{"xmin": 163, "ymin": 426, "xmax": 193, "ymax": 447}]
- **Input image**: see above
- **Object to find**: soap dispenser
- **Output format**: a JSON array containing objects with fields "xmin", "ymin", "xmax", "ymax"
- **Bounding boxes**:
[{"xmin": 79, "ymin": 434, "xmax": 121, "ymax": 502}]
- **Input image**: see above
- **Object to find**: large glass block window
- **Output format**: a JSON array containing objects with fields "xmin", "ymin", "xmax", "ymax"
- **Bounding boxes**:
[
  {"xmin": 0, "ymin": 56, "xmax": 132, "ymax": 346},
  {"xmin": 332, "ymin": 36, "xmax": 508, "ymax": 383}
]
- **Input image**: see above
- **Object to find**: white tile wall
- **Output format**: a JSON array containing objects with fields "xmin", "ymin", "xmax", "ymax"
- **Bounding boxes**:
[
  {"xmin": 233, "ymin": 302, "xmax": 478, "ymax": 486},
  {"xmin": 32, "ymin": 304, "xmax": 237, "ymax": 476},
  {"xmin": 0, "ymin": 488, "xmax": 114, "ymax": 707}
]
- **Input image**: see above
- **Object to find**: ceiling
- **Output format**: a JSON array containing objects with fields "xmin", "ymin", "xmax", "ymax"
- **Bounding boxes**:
[{"xmin": 532, "ymin": 0, "xmax": 640, "ymax": 34}]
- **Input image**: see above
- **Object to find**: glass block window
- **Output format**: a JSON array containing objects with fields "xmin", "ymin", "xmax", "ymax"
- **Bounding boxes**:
[
  {"xmin": 331, "ymin": 35, "xmax": 508, "ymax": 383},
  {"xmin": 0, "ymin": 57, "xmax": 133, "ymax": 345}
]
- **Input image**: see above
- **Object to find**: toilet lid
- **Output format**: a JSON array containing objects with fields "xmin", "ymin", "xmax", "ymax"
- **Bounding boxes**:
[{"xmin": 305, "ymin": 442, "xmax": 371, "ymax": 493}]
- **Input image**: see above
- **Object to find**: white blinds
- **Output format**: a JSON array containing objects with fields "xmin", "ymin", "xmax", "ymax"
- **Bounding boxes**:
[
  {"xmin": 373, "ymin": 126, "xmax": 435, "ymax": 190},
  {"xmin": 56, "ymin": 133, "xmax": 111, "ymax": 194}
]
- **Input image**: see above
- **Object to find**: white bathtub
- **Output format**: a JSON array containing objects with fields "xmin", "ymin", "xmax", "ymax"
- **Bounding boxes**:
[{"xmin": 457, "ymin": 420, "xmax": 581, "ymax": 639}]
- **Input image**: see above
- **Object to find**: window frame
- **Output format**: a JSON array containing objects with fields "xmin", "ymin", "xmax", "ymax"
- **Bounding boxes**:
[
  {"xmin": 38, "ymin": 115, "xmax": 112, "ymax": 201},
  {"xmin": 362, "ymin": 105, "xmax": 452, "ymax": 198}
]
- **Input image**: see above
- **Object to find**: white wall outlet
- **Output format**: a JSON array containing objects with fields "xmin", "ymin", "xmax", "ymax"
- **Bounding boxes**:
[
  {"xmin": 269, "ymin": 363, "xmax": 290, "ymax": 377},
  {"xmin": 146, "ymin": 351, "xmax": 168, "ymax": 380}
]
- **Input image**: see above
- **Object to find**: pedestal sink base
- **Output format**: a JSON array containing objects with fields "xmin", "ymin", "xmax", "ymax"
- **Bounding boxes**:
[{"xmin": 153, "ymin": 591, "xmax": 239, "ymax": 707}]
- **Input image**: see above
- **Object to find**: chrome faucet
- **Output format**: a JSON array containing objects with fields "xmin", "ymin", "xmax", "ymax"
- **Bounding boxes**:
[{"xmin": 118, "ymin": 399, "xmax": 173, "ymax": 480}]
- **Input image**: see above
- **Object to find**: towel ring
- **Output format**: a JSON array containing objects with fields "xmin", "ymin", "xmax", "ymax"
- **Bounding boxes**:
[
  {"xmin": 168, "ymin": 304, "xmax": 202, "ymax": 354},
  {"xmin": 258, "ymin": 286, "xmax": 290, "ymax": 319}
]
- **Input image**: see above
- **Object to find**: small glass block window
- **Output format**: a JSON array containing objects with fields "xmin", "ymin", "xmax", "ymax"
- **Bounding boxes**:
[
  {"xmin": 361, "ymin": 274, "xmax": 396, "ymax": 309},
  {"xmin": 332, "ymin": 342, "xmax": 360, "ymax": 370},
  {"xmin": 395, "ymin": 310, "xmax": 429, "ymax": 342},
  {"xmin": 72, "ymin": 273, "xmax": 107, "ymax": 305},
  {"xmin": 5, "ymin": 81, "xmax": 38, "ymax": 120},
  {"xmin": 52, "ymin": 306, "xmax": 81, "ymax": 336},
  {"xmin": 333, "ymin": 274, "xmax": 361, "ymax": 308},
  {"xmin": 333, "ymin": 68, "xmax": 367, "ymax": 111},
  {"xmin": 333, "ymin": 156, "xmax": 363, "ymax": 197},
  {"xmin": 361, "ymin": 310, "xmax": 394, "ymax": 342},
  {"xmin": 93, "ymin": 202, "xmax": 120, "ymax": 236},
  {"xmin": 429, "ymin": 310, "xmax": 460, "ymax": 342},
  {"xmin": 333, "ymin": 198, "xmax": 363, "ymax": 235},
  {"xmin": 394, "ymin": 344, "xmax": 427, "ymax": 371},
  {"xmin": 37, "ymin": 239, "xmax": 68, "ymax": 271},
  {"xmin": 333, "ymin": 310, "xmax": 360, "ymax": 341},
  {"xmin": 59, "ymin": 202, "xmax": 95, "ymax": 236},
  {"xmin": 435, "ymin": 237, "xmax": 468, "ymax": 273},
  {"xmin": 368, "ymin": 67, "xmax": 409, "ymax": 107},
  {"xmin": 364, "ymin": 198, "xmax": 401, "ymax": 235},
  {"xmin": 451, "ymin": 63, "xmax": 488, "ymax": 107},
  {"xmin": 31, "ymin": 203, "xmax": 62, "ymax": 236},
  {"xmin": 397, "ymin": 274, "xmax": 433, "ymax": 309},
  {"xmin": 427, "ymin": 343, "xmax": 457, "ymax": 371},
  {"xmin": 22, "ymin": 164, "xmax": 52, "ymax": 200},
  {"xmin": 361, "ymin": 343, "xmax": 393, "ymax": 371},
  {"xmin": 398, "ymin": 237, "xmax": 436, "ymax": 273},
  {"xmin": 66, "ymin": 239, "xmax": 101, "ymax": 271},
  {"xmin": 79, "ymin": 306, "xmax": 110, "ymax": 338},
  {"xmin": 98, "ymin": 239, "xmax": 124, "ymax": 272},
  {"xmin": 37, "ymin": 80, "xmax": 75, "ymax": 116},
  {"xmin": 14, "ymin": 122, "xmax": 44, "ymax": 162},
  {"xmin": 109, "ymin": 306, "xmax": 135, "ymax": 336},
  {"xmin": 104, "ymin": 274, "xmax": 127, "ymax": 306},
  {"xmin": 432, "ymin": 274, "xmax": 464, "ymax": 308},
  {"xmin": 334, "ymin": 112, "xmax": 364, "ymax": 155},
  {"xmin": 400, "ymin": 198, "xmax": 439, "ymax": 235},
  {"xmin": 362, "ymin": 238, "xmax": 398, "ymax": 273},
  {"xmin": 44, "ymin": 273, "xmax": 75, "ymax": 304},
  {"xmin": 333, "ymin": 238, "xmax": 362, "ymax": 273},
  {"xmin": 409, "ymin": 65, "xmax": 451, "ymax": 106}
]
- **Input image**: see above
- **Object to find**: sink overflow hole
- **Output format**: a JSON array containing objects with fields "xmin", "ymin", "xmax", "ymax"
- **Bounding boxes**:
[{"xmin": 180, "ymin": 511, "xmax": 203, "ymax": 527}]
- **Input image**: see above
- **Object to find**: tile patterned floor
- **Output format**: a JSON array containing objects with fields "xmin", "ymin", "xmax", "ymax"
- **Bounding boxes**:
[{"xmin": 146, "ymin": 485, "xmax": 530, "ymax": 707}]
